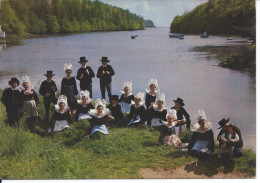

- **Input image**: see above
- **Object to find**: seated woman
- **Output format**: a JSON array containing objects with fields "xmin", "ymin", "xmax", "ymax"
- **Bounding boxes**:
[
  {"xmin": 49, "ymin": 95, "xmax": 71, "ymax": 132},
  {"xmin": 127, "ymin": 92, "xmax": 146, "ymax": 126},
  {"xmin": 89, "ymin": 99, "xmax": 114, "ymax": 136},
  {"xmin": 107, "ymin": 95, "xmax": 123, "ymax": 127},
  {"xmin": 119, "ymin": 81, "xmax": 134, "ymax": 113},
  {"xmin": 61, "ymin": 63, "xmax": 78, "ymax": 111},
  {"xmin": 75, "ymin": 90, "xmax": 94, "ymax": 121},
  {"xmin": 188, "ymin": 110, "xmax": 214, "ymax": 158},
  {"xmin": 150, "ymin": 92, "xmax": 167, "ymax": 127},
  {"xmin": 171, "ymin": 97, "xmax": 191, "ymax": 132},
  {"xmin": 158, "ymin": 109, "xmax": 182, "ymax": 147},
  {"xmin": 21, "ymin": 75, "xmax": 40, "ymax": 130}
]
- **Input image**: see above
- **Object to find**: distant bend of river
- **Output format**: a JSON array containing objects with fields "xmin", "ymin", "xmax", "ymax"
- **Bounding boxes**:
[{"xmin": 0, "ymin": 28, "xmax": 256, "ymax": 151}]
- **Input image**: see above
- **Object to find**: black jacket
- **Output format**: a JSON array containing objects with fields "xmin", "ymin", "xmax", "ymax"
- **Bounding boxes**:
[
  {"xmin": 76, "ymin": 66, "xmax": 95, "ymax": 86},
  {"xmin": 96, "ymin": 65, "xmax": 115, "ymax": 84},
  {"xmin": 107, "ymin": 103, "xmax": 123, "ymax": 121},
  {"xmin": 217, "ymin": 124, "xmax": 243, "ymax": 148},
  {"xmin": 39, "ymin": 80, "xmax": 57, "ymax": 98},
  {"xmin": 1, "ymin": 87, "xmax": 22, "ymax": 109}
]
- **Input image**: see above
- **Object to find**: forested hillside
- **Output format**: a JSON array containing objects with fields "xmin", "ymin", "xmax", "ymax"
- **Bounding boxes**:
[
  {"xmin": 0, "ymin": 0, "xmax": 145, "ymax": 37},
  {"xmin": 170, "ymin": 0, "xmax": 255, "ymax": 38}
]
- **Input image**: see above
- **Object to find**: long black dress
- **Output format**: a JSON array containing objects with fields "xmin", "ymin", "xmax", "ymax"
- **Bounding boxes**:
[
  {"xmin": 75, "ymin": 102, "xmax": 95, "ymax": 121},
  {"xmin": 50, "ymin": 109, "xmax": 71, "ymax": 132},
  {"xmin": 188, "ymin": 129, "xmax": 214, "ymax": 158},
  {"xmin": 76, "ymin": 66, "xmax": 95, "ymax": 98},
  {"xmin": 61, "ymin": 77, "xmax": 78, "ymax": 110},
  {"xmin": 127, "ymin": 104, "xmax": 146, "ymax": 126}
]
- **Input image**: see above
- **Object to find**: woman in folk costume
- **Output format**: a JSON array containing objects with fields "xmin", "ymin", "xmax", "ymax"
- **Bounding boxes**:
[
  {"xmin": 150, "ymin": 92, "xmax": 167, "ymax": 127},
  {"xmin": 75, "ymin": 90, "xmax": 95, "ymax": 122},
  {"xmin": 158, "ymin": 109, "xmax": 182, "ymax": 147},
  {"xmin": 145, "ymin": 79, "xmax": 159, "ymax": 126},
  {"xmin": 127, "ymin": 92, "xmax": 147, "ymax": 126},
  {"xmin": 21, "ymin": 75, "xmax": 40, "ymax": 130},
  {"xmin": 119, "ymin": 81, "xmax": 134, "ymax": 113},
  {"xmin": 188, "ymin": 110, "xmax": 214, "ymax": 159},
  {"xmin": 61, "ymin": 63, "xmax": 78, "ymax": 111},
  {"xmin": 171, "ymin": 97, "xmax": 191, "ymax": 132},
  {"xmin": 89, "ymin": 99, "xmax": 114, "ymax": 136},
  {"xmin": 49, "ymin": 95, "xmax": 71, "ymax": 132},
  {"xmin": 145, "ymin": 79, "xmax": 159, "ymax": 109}
]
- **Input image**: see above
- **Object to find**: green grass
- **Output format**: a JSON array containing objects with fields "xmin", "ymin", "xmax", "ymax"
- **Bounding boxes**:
[{"xmin": 0, "ymin": 90, "xmax": 256, "ymax": 179}]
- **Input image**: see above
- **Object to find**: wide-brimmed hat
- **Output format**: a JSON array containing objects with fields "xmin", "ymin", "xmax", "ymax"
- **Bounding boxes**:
[
  {"xmin": 173, "ymin": 97, "xmax": 185, "ymax": 106},
  {"xmin": 217, "ymin": 118, "xmax": 230, "ymax": 129},
  {"xmin": 8, "ymin": 77, "xmax": 20, "ymax": 86},
  {"xmin": 100, "ymin": 56, "xmax": 110, "ymax": 62},
  {"xmin": 111, "ymin": 95, "xmax": 119, "ymax": 101},
  {"xmin": 78, "ymin": 56, "xmax": 88, "ymax": 63},
  {"xmin": 44, "ymin": 71, "xmax": 55, "ymax": 77}
]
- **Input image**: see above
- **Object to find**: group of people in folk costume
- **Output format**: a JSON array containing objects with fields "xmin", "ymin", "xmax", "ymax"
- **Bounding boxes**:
[{"xmin": 1, "ymin": 56, "xmax": 244, "ymax": 160}]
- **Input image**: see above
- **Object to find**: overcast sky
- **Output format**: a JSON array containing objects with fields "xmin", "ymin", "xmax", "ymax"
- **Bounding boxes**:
[{"xmin": 99, "ymin": 0, "xmax": 208, "ymax": 27}]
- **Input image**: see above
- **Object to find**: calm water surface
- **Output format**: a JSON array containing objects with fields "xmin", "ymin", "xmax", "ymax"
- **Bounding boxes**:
[{"xmin": 0, "ymin": 28, "xmax": 256, "ymax": 150}]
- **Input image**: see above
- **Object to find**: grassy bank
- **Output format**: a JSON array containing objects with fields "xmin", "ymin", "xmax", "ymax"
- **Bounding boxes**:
[
  {"xmin": 191, "ymin": 43, "xmax": 256, "ymax": 73},
  {"xmin": 0, "ymin": 90, "xmax": 256, "ymax": 179}
]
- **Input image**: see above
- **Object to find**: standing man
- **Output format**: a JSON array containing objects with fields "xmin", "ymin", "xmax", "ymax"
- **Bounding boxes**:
[
  {"xmin": 97, "ymin": 56, "xmax": 115, "ymax": 101},
  {"xmin": 217, "ymin": 118, "xmax": 244, "ymax": 158},
  {"xmin": 76, "ymin": 56, "xmax": 95, "ymax": 98},
  {"xmin": 1, "ymin": 78, "xmax": 23, "ymax": 126},
  {"xmin": 39, "ymin": 71, "xmax": 58, "ymax": 121}
]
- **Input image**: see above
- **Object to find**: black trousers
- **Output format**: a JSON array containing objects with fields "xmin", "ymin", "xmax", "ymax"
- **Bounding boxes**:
[
  {"xmin": 80, "ymin": 83, "xmax": 93, "ymax": 98},
  {"xmin": 6, "ymin": 106, "xmax": 21, "ymax": 126},
  {"xmin": 100, "ymin": 82, "xmax": 111, "ymax": 101},
  {"xmin": 43, "ymin": 96, "xmax": 57, "ymax": 120}
]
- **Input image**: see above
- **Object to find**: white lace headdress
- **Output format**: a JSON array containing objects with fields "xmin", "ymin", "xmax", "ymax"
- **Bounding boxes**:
[
  {"xmin": 121, "ymin": 81, "xmax": 132, "ymax": 93},
  {"xmin": 155, "ymin": 92, "xmax": 166, "ymax": 104},
  {"xmin": 166, "ymin": 108, "xmax": 177, "ymax": 120},
  {"xmin": 78, "ymin": 90, "xmax": 92, "ymax": 104},
  {"xmin": 55, "ymin": 95, "xmax": 68, "ymax": 111},
  {"xmin": 64, "ymin": 63, "xmax": 73, "ymax": 71},
  {"xmin": 22, "ymin": 75, "xmax": 30, "ymax": 85},
  {"xmin": 89, "ymin": 99, "xmax": 110, "ymax": 116},
  {"xmin": 192, "ymin": 110, "xmax": 212, "ymax": 131},
  {"xmin": 146, "ymin": 79, "xmax": 159, "ymax": 93}
]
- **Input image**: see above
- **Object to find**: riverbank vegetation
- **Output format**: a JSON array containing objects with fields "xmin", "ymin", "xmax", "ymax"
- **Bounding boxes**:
[
  {"xmin": 191, "ymin": 43, "xmax": 256, "ymax": 72},
  {"xmin": 0, "ymin": 90, "xmax": 256, "ymax": 179},
  {"xmin": 171, "ymin": 0, "xmax": 255, "ymax": 72},
  {"xmin": 170, "ymin": 0, "xmax": 255, "ymax": 40},
  {"xmin": 0, "ymin": 0, "xmax": 145, "ymax": 39}
]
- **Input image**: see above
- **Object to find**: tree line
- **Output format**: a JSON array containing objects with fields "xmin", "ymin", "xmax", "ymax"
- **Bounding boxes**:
[
  {"xmin": 0, "ymin": 0, "xmax": 145, "ymax": 37},
  {"xmin": 170, "ymin": 0, "xmax": 255, "ymax": 39}
]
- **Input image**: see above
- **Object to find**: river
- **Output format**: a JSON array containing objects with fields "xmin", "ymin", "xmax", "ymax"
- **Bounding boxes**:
[{"xmin": 0, "ymin": 27, "xmax": 256, "ymax": 150}]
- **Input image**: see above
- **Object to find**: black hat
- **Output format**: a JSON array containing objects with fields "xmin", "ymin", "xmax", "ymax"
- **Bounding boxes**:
[
  {"xmin": 111, "ymin": 95, "xmax": 119, "ymax": 100},
  {"xmin": 100, "ymin": 56, "xmax": 110, "ymax": 62},
  {"xmin": 217, "ymin": 118, "xmax": 230, "ymax": 129},
  {"xmin": 173, "ymin": 97, "xmax": 185, "ymax": 106},
  {"xmin": 78, "ymin": 56, "xmax": 88, "ymax": 63},
  {"xmin": 8, "ymin": 77, "xmax": 20, "ymax": 86},
  {"xmin": 44, "ymin": 71, "xmax": 55, "ymax": 77}
]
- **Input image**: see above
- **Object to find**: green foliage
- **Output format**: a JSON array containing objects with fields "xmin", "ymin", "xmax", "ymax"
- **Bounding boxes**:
[
  {"xmin": 235, "ymin": 149, "xmax": 256, "ymax": 177},
  {"xmin": 0, "ymin": 90, "xmax": 255, "ymax": 178},
  {"xmin": 179, "ymin": 129, "xmax": 192, "ymax": 143},
  {"xmin": 170, "ymin": 0, "xmax": 255, "ymax": 39},
  {"xmin": 144, "ymin": 20, "xmax": 156, "ymax": 28},
  {"xmin": 0, "ymin": 0, "xmax": 145, "ymax": 37}
]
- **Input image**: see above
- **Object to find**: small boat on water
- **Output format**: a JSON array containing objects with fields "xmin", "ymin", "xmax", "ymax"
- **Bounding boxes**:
[
  {"xmin": 131, "ymin": 35, "xmax": 138, "ymax": 39},
  {"xmin": 169, "ymin": 33, "xmax": 184, "ymax": 39}
]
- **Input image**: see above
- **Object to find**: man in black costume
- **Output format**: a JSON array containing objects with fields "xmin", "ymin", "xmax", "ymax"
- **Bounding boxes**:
[
  {"xmin": 97, "ymin": 56, "xmax": 115, "ymax": 101},
  {"xmin": 76, "ymin": 56, "xmax": 95, "ymax": 98},
  {"xmin": 39, "ymin": 71, "xmax": 57, "ymax": 121},
  {"xmin": 1, "ymin": 78, "xmax": 23, "ymax": 126}
]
